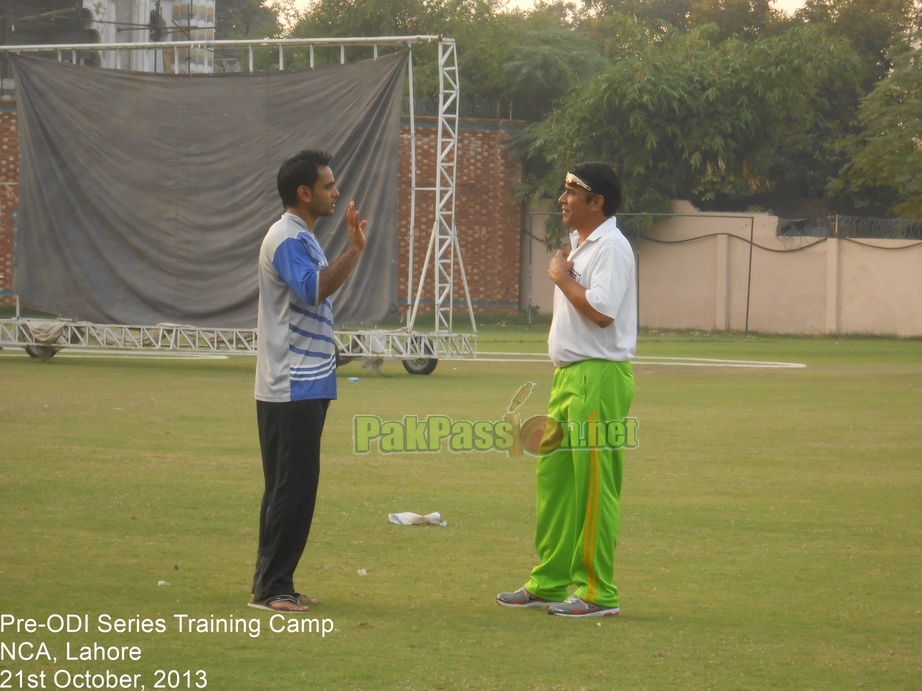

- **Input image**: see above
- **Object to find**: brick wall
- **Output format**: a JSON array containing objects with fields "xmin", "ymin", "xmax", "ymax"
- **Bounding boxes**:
[
  {"xmin": 0, "ymin": 105, "xmax": 524, "ymax": 314},
  {"xmin": 0, "ymin": 104, "xmax": 16, "ymax": 307},
  {"xmin": 398, "ymin": 117, "xmax": 524, "ymax": 315}
]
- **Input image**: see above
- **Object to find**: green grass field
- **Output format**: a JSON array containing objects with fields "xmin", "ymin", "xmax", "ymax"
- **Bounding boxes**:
[{"xmin": 1, "ymin": 328, "xmax": 920, "ymax": 690}]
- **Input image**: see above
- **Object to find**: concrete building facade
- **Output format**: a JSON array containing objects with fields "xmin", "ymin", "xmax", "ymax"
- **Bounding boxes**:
[{"xmin": 0, "ymin": 1, "xmax": 216, "ymax": 74}]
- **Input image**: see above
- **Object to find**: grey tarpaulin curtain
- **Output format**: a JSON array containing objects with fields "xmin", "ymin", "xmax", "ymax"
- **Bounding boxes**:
[{"xmin": 11, "ymin": 51, "xmax": 407, "ymax": 327}]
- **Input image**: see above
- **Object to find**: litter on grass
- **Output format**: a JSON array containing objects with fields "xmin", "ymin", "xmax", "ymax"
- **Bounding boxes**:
[{"xmin": 388, "ymin": 512, "xmax": 447, "ymax": 527}]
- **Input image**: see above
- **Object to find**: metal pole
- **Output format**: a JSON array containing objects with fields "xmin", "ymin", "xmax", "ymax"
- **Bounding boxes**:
[
  {"xmin": 153, "ymin": 1, "xmax": 162, "ymax": 73},
  {"xmin": 527, "ymin": 219, "xmax": 533, "ymax": 327},
  {"xmin": 433, "ymin": 39, "xmax": 459, "ymax": 334},
  {"xmin": 3, "ymin": 37, "xmax": 448, "ymax": 52},
  {"xmin": 408, "ymin": 222, "xmax": 438, "ymax": 331},
  {"xmin": 406, "ymin": 48, "xmax": 417, "ymax": 331},
  {"xmin": 449, "ymin": 41, "xmax": 460, "ymax": 333},
  {"xmin": 187, "ymin": 0, "xmax": 192, "ymax": 74},
  {"xmin": 454, "ymin": 228, "xmax": 477, "ymax": 333},
  {"xmin": 744, "ymin": 216, "xmax": 754, "ymax": 336},
  {"xmin": 635, "ymin": 217, "xmax": 640, "ymax": 333}
]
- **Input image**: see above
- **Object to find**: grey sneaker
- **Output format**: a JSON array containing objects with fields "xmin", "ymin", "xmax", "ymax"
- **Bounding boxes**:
[
  {"xmin": 496, "ymin": 588, "xmax": 555, "ymax": 609},
  {"xmin": 547, "ymin": 594, "xmax": 620, "ymax": 617}
]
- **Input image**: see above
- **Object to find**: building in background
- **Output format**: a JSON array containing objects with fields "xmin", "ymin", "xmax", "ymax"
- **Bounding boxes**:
[{"xmin": 0, "ymin": 1, "xmax": 216, "ymax": 78}]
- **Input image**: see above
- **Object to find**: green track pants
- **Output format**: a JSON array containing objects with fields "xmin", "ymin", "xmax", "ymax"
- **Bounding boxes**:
[{"xmin": 524, "ymin": 359, "xmax": 634, "ymax": 608}]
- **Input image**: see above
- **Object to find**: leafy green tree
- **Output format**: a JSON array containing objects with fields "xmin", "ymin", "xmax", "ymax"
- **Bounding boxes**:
[
  {"xmin": 270, "ymin": 0, "xmax": 915, "ymax": 220},
  {"xmin": 431, "ymin": 0, "xmax": 525, "ymax": 101},
  {"xmin": 583, "ymin": 0, "xmax": 694, "ymax": 31},
  {"xmin": 796, "ymin": 0, "xmax": 921, "ymax": 86},
  {"xmin": 522, "ymin": 0, "xmax": 583, "ymax": 30},
  {"xmin": 502, "ymin": 26, "xmax": 608, "ymax": 195},
  {"xmin": 832, "ymin": 38, "xmax": 922, "ymax": 218},
  {"xmin": 213, "ymin": 0, "xmax": 284, "ymax": 72},
  {"xmin": 215, "ymin": 0, "xmax": 281, "ymax": 39},
  {"xmin": 288, "ymin": 0, "xmax": 523, "ymax": 101},
  {"xmin": 686, "ymin": 0, "xmax": 783, "ymax": 41},
  {"xmin": 523, "ymin": 23, "xmax": 863, "ymax": 222},
  {"xmin": 502, "ymin": 29, "xmax": 607, "ymax": 121},
  {"xmin": 291, "ymin": 0, "xmax": 426, "ymax": 37}
]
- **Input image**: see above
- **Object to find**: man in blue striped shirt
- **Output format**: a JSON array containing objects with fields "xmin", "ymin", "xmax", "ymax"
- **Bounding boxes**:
[{"xmin": 249, "ymin": 150, "xmax": 367, "ymax": 613}]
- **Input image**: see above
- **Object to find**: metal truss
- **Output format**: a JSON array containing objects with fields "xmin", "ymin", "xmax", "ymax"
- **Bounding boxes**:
[
  {"xmin": 1, "ymin": 35, "xmax": 477, "ymax": 368},
  {"xmin": 3, "ymin": 35, "xmax": 444, "ymax": 70},
  {"xmin": 335, "ymin": 329, "xmax": 475, "ymax": 360},
  {"xmin": 0, "ymin": 319, "xmax": 256, "ymax": 353},
  {"xmin": 407, "ymin": 39, "xmax": 476, "ymax": 335},
  {"xmin": 0, "ymin": 319, "xmax": 476, "ymax": 361}
]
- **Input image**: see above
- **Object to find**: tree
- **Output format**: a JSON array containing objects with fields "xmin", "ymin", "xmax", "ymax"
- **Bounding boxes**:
[
  {"xmin": 215, "ymin": 0, "xmax": 282, "ymax": 39},
  {"xmin": 522, "ymin": 0, "xmax": 583, "ymax": 29},
  {"xmin": 832, "ymin": 37, "xmax": 922, "ymax": 218},
  {"xmin": 523, "ymin": 23, "xmax": 863, "ymax": 221},
  {"xmin": 686, "ymin": 0, "xmax": 783, "ymax": 41},
  {"xmin": 291, "ymin": 0, "xmax": 426, "ymax": 37},
  {"xmin": 502, "ymin": 29, "xmax": 608, "ymax": 121},
  {"xmin": 288, "ymin": 0, "xmax": 523, "ymax": 101},
  {"xmin": 583, "ymin": 0, "xmax": 695, "ymax": 31},
  {"xmin": 796, "ymin": 0, "xmax": 921, "ymax": 86}
]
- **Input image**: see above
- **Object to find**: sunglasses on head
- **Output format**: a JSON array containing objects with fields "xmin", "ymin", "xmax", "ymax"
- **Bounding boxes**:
[{"xmin": 565, "ymin": 172, "xmax": 593, "ymax": 193}]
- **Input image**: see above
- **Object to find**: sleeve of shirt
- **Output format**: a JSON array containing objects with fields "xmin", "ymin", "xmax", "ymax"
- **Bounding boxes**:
[
  {"xmin": 584, "ymin": 243, "xmax": 632, "ymax": 321},
  {"xmin": 272, "ymin": 237, "xmax": 321, "ymax": 306}
]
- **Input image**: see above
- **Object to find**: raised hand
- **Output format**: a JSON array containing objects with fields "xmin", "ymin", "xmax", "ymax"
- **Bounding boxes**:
[{"xmin": 346, "ymin": 201, "xmax": 368, "ymax": 252}]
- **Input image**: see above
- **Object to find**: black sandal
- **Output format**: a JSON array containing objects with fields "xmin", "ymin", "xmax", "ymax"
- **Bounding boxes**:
[{"xmin": 247, "ymin": 593, "xmax": 310, "ymax": 612}]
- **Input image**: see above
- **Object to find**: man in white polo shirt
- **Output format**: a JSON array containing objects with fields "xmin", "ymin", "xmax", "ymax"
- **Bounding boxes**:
[
  {"xmin": 497, "ymin": 161, "xmax": 636, "ymax": 617},
  {"xmin": 249, "ymin": 150, "xmax": 367, "ymax": 613}
]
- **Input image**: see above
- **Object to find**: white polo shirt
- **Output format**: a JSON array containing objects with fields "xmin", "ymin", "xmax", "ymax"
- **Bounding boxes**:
[{"xmin": 547, "ymin": 216, "xmax": 637, "ymax": 367}]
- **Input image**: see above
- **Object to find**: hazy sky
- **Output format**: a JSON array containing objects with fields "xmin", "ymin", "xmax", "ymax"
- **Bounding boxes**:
[{"xmin": 292, "ymin": 0, "xmax": 808, "ymax": 17}]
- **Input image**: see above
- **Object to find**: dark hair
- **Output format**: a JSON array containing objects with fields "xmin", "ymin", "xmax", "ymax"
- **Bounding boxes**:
[
  {"xmin": 570, "ymin": 161, "xmax": 622, "ymax": 216},
  {"xmin": 277, "ymin": 150, "xmax": 333, "ymax": 208}
]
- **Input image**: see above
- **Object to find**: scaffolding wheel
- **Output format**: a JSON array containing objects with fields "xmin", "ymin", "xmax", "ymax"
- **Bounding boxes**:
[
  {"xmin": 25, "ymin": 345, "xmax": 59, "ymax": 361},
  {"xmin": 402, "ymin": 357, "xmax": 438, "ymax": 375}
]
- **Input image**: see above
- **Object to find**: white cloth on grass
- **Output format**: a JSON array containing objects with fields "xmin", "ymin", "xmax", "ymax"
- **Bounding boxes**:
[{"xmin": 388, "ymin": 512, "xmax": 447, "ymax": 527}]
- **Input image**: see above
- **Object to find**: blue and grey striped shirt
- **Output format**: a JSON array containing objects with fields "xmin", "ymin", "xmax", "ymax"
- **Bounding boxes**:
[{"xmin": 255, "ymin": 212, "xmax": 337, "ymax": 402}]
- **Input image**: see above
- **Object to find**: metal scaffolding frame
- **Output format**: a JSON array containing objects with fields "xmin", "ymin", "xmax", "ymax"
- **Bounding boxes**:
[
  {"xmin": 0, "ymin": 35, "xmax": 477, "ymax": 370},
  {"xmin": 406, "ymin": 40, "xmax": 476, "ymax": 336},
  {"xmin": 0, "ymin": 319, "xmax": 476, "ymax": 361}
]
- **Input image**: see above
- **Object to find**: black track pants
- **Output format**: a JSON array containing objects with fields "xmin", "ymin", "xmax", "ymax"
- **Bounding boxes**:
[{"xmin": 252, "ymin": 398, "xmax": 329, "ymax": 600}]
